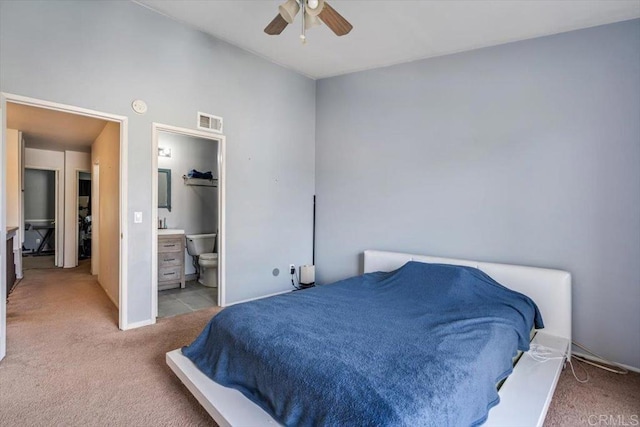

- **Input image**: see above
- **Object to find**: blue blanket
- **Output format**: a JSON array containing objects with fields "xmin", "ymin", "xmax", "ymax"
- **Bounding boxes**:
[{"xmin": 183, "ymin": 261, "xmax": 543, "ymax": 426}]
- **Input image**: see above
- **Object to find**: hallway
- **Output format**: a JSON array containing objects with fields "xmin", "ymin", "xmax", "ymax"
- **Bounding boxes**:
[{"xmin": 0, "ymin": 261, "xmax": 220, "ymax": 426}]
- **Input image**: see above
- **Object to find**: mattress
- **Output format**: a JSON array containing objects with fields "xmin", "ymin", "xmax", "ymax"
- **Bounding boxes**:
[{"xmin": 183, "ymin": 261, "xmax": 543, "ymax": 426}]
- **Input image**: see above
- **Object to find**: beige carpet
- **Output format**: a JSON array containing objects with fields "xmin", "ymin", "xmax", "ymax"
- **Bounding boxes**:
[
  {"xmin": 544, "ymin": 360, "xmax": 640, "ymax": 426},
  {"xmin": 22, "ymin": 254, "xmax": 56, "ymax": 270},
  {"xmin": 1, "ymin": 261, "xmax": 638, "ymax": 426},
  {"xmin": 1, "ymin": 261, "xmax": 219, "ymax": 426}
]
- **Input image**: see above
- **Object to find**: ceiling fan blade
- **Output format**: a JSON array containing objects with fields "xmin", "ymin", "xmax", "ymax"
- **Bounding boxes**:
[
  {"xmin": 264, "ymin": 14, "xmax": 289, "ymax": 35},
  {"xmin": 318, "ymin": 2, "xmax": 352, "ymax": 36}
]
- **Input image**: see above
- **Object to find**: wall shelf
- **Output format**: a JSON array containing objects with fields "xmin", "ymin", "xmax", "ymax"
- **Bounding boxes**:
[{"xmin": 182, "ymin": 176, "xmax": 217, "ymax": 187}]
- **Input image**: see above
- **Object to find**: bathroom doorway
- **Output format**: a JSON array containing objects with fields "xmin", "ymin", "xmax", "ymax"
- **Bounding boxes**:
[{"xmin": 151, "ymin": 124, "xmax": 225, "ymax": 319}]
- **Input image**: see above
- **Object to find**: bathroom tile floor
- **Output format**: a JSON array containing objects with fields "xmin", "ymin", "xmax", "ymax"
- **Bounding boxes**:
[{"xmin": 158, "ymin": 280, "xmax": 218, "ymax": 318}]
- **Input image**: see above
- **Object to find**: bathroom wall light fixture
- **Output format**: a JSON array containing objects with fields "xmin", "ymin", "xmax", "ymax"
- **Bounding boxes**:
[{"xmin": 158, "ymin": 147, "xmax": 172, "ymax": 158}]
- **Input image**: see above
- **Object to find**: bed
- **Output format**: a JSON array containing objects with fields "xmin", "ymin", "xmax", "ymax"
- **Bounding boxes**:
[{"xmin": 167, "ymin": 250, "xmax": 571, "ymax": 426}]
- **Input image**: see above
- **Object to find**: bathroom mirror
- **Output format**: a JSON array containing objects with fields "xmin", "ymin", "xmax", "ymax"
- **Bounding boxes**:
[{"xmin": 158, "ymin": 168, "xmax": 172, "ymax": 212}]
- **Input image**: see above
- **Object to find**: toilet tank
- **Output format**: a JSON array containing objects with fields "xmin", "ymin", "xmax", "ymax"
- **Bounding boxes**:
[{"xmin": 185, "ymin": 233, "xmax": 216, "ymax": 256}]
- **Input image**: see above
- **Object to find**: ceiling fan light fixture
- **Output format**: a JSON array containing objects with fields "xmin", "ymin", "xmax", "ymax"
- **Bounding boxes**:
[
  {"xmin": 278, "ymin": 0, "xmax": 300, "ymax": 24},
  {"xmin": 264, "ymin": 0, "xmax": 351, "ymax": 38},
  {"xmin": 304, "ymin": 13, "xmax": 321, "ymax": 30},
  {"xmin": 305, "ymin": 0, "xmax": 324, "ymax": 17}
]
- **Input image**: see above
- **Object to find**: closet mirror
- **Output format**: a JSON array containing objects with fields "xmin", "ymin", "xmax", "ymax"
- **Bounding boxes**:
[{"xmin": 158, "ymin": 168, "xmax": 172, "ymax": 212}]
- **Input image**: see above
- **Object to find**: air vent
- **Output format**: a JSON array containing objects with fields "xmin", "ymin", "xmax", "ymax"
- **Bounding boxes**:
[{"xmin": 197, "ymin": 112, "xmax": 223, "ymax": 134}]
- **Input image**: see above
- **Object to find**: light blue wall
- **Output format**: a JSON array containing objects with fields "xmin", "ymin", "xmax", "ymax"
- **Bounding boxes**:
[
  {"xmin": 0, "ymin": 0, "xmax": 316, "ymax": 323},
  {"xmin": 316, "ymin": 20, "xmax": 640, "ymax": 368}
]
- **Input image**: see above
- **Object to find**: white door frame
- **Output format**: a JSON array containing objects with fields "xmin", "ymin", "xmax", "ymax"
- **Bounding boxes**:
[
  {"xmin": 54, "ymin": 170, "xmax": 61, "ymax": 267},
  {"xmin": 0, "ymin": 93, "xmax": 129, "ymax": 361},
  {"xmin": 151, "ymin": 123, "xmax": 226, "ymax": 320},
  {"xmin": 22, "ymin": 166, "xmax": 62, "ymax": 266}
]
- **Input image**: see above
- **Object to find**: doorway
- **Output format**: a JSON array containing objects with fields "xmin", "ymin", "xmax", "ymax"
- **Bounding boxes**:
[
  {"xmin": 151, "ymin": 123, "xmax": 225, "ymax": 320},
  {"xmin": 22, "ymin": 168, "xmax": 58, "ymax": 270},
  {"xmin": 77, "ymin": 171, "xmax": 91, "ymax": 261},
  {"xmin": 1, "ymin": 93, "xmax": 129, "ymax": 361}
]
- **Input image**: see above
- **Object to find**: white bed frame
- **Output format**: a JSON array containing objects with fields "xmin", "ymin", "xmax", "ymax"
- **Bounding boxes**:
[{"xmin": 167, "ymin": 250, "xmax": 572, "ymax": 427}]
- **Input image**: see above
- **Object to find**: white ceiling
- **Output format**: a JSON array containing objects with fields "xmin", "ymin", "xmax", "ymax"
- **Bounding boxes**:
[
  {"xmin": 135, "ymin": 0, "xmax": 640, "ymax": 79},
  {"xmin": 7, "ymin": 103, "xmax": 108, "ymax": 153}
]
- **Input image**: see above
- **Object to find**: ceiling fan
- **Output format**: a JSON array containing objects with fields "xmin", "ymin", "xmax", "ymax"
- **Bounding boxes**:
[{"xmin": 264, "ymin": 0, "xmax": 353, "ymax": 43}]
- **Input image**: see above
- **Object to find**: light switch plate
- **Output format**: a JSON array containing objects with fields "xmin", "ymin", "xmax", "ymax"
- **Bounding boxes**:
[{"xmin": 134, "ymin": 212, "xmax": 142, "ymax": 223}]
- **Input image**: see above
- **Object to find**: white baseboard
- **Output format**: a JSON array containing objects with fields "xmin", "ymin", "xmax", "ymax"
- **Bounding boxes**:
[
  {"xmin": 572, "ymin": 351, "xmax": 640, "ymax": 374},
  {"xmin": 122, "ymin": 318, "xmax": 155, "ymax": 330},
  {"xmin": 225, "ymin": 289, "xmax": 292, "ymax": 307}
]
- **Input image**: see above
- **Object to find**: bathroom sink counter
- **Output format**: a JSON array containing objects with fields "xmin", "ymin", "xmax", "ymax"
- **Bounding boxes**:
[{"xmin": 158, "ymin": 229, "xmax": 185, "ymax": 235}]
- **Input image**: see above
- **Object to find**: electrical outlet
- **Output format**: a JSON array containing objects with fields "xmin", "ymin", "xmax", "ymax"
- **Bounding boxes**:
[{"xmin": 289, "ymin": 264, "xmax": 295, "ymax": 275}]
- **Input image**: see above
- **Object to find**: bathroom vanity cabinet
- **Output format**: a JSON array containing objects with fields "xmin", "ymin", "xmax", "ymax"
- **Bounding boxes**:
[{"xmin": 158, "ymin": 232, "xmax": 185, "ymax": 290}]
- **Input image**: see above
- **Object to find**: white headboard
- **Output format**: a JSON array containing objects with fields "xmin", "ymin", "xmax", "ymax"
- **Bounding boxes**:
[{"xmin": 363, "ymin": 250, "xmax": 572, "ymax": 342}]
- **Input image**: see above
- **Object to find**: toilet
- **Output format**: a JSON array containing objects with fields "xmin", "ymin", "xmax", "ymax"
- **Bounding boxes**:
[{"xmin": 185, "ymin": 233, "xmax": 218, "ymax": 288}]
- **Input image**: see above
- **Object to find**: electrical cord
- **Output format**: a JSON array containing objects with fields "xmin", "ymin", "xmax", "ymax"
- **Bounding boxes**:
[
  {"xmin": 290, "ymin": 269, "xmax": 301, "ymax": 291},
  {"xmin": 529, "ymin": 340, "xmax": 630, "ymax": 383},
  {"xmin": 571, "ymin": 341, "xmax": 629, "ymax": 375},
  {"xmin": 529, "ymin": 343, "xmax": 589, "ymax": 383},
  {"xmin": 567, "ymin": 357, "xmax": 590, "ymax": 383}
]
